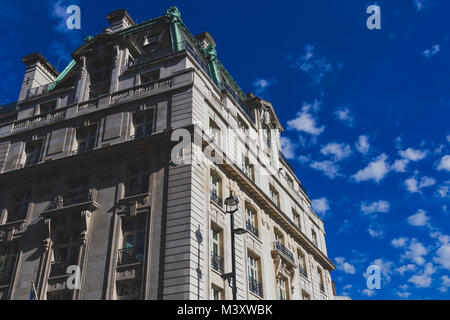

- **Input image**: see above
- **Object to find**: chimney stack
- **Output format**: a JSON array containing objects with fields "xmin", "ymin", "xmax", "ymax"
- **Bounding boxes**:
[
  {"xmin": 106, "ymin": 9, "xmax": 136, "ymax": 33},
  {"xmin": 195, "ymin": 32, "xmax": 216, "ymax": 49},
  {"xmin": 18, "ymin": 53, "xmax": 59, "ymax": 101}
]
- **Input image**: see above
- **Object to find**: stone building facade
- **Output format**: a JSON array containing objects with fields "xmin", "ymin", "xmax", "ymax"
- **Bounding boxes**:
[{"xmin": 0, "ymin": 7, "xmax": 335, "ymax": 300}]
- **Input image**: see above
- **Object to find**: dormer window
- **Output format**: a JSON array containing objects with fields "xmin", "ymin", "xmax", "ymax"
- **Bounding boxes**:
[{"xmin": 142, "ymin": 35, "xmax": 158, "ymax": 47}]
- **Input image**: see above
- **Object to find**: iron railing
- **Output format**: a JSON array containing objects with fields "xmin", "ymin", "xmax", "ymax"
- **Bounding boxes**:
[
  {"xmin": 210, "ymin": 191, "xmax": 223, "ymax": 207},
  {"xmin": 248, "ymin": 276, "xmax": 263, "ymax": 297},
  {"xmin": 47, "ymin": 190, "xmax": 95, "ymax": 211},
  {"xmin": 211, "ymin": 252, "xmax": 224, "ymax": 273},
  {"xmin": 246, "ymin": 220, "xmax": 259, "ymax": 238},
  {"xmin": 117, "ymin": 246, "xmax": 144, "ymax": 266},
  {"xmin": 274, "ymin": 241, "xmax": 295, "ymax": 264}
]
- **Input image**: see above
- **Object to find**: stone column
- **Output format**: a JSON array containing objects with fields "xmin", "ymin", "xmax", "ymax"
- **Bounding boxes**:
[{"xmin": 75, "ymin": 56, "xmax": 88, "ymax": 103}]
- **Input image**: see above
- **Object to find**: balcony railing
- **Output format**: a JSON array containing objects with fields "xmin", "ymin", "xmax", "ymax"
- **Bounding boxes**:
[
  {"xmin": 13, "ymin": 109, "xmax": 66, "ymax": 131},
  {"xmin": 211, "ymin": 252, "xmax": 224, "ymax": 273},
  {"xmin": 47, "ymin": 190, "xmax": 95, "ymax": 211},
  {"xmin": 210, "ymin": 191, "xmax": 223, "ymax": 207},
  {"xmin": 246, "ymin": 220, "xmax": 259, "ymax": 237},
  {"xmin": 273, "ymin": 241, "xmax": 295, "ymax": 264},
  {"xmin": 117, "ymin": 246, "xmax": 144, "ymax": 266},
  {"xmin": 299, "ymin": 266, "xmax": 308, "ymax": 278},
  {"xmin": 50, "ymin": 260, "xmax": 75, "ymax": 277},
  {"xmin": 248, "ymin": 276, "xmax": 263, "ymax": 297}
]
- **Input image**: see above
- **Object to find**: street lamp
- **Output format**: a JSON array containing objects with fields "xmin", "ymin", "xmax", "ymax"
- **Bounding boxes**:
[{"xmin": 222, "ymin": 192, "xmax": 245, "ymax": 300}]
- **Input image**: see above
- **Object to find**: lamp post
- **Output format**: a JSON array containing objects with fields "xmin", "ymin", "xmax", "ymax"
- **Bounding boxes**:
[{"xmin": 222, "ymin": 192, "xmax": 245, "ymax": 300}]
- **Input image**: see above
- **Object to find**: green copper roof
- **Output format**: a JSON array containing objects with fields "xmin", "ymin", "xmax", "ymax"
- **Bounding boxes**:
[{"xmin": 46, "ymin": 59, "xmax": 76, "ymax": 92}]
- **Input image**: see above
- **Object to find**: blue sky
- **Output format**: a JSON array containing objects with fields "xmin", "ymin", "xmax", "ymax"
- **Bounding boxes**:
[{"xmin": 0, "ymin": 0, "xmax": 449, "ymax": 300}]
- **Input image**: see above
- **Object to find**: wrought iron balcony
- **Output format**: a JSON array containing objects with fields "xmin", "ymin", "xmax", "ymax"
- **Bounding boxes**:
[
  {"xmin": 210, "ymin": 191, "xmax": 223, "ymax": 207},
  {"xmin": 246, "ymin": 220, "xmax": 259, "ymax": 237},
  {"xmin": 211, "ymin": 252, "xmax": 224, "ymax": 273},
  {"xmin": 49, "ymin": 260, "xmax": 75, "ymax": 278},
  {"xmin": 273, "ymin": 241, "xmax": 295, "ymax": 264},
  {"xmin": 47, "ymin": 190, "xmax": 95, "ymax": 211},
  {"xmin": 299, "ymin": 266, "xmax": 308, "ymax": 278},
  {"xmin": 117, "ymin": 246, "xmax": 144, "ymax": 266},
  {"xmin": 248, "ymin": 276, "xmax": 263, "ymax": 297}
]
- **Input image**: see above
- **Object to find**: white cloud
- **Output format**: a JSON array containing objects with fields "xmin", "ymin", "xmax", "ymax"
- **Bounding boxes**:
[
  {"xmin": 437, "ymin": 155, "xmax": 450, "ymax": 172},
  {"xmin": 311, "ymin": 197, "xmax": 330, "ymax": 217},
  {"xmin": 356, "ymin": 135, "xmax": 370, "ymax": 155},
  {"xmin": 404, "ymin": 176, "xmax": 436, "ymax": 193},
  {"xmin": 334, "ymin": 107, "xmax": 354, "ymax": 127},
  {"xmin": 396, "ymin": 291, "xmax": 412, "ymax": 298},
  {"xmin": 287, "ymin": 102, "xmax": 325, "ymax": 136},
  {"xmin": 351, "ymin": 154, "xmax": 390, "ymax": 183},
  {"xmin": 391, "ymin": 159, "xmax": 410, "ymax": 173},
  {"xmin": 439, "ymin": 275, "xmax": 450, "ymax": 292},
  {"xmin": 399, "ymin": 148, "xmax": 427, "ymax": 161},
  {"xmin": 402, "ymin": 238, "xmax": 428, "ymax": 265},
  {"xmin": 420, "ymin": 44, "xmax": 441, "ymax": 58},
  {"xmin": 335, "ymin": 257, "xmax": 356, "ymax": 274},
  {"xmin": 414, "ymin": 0, "xmax": 429, "ymax": 12},
  {"xmin": 434, "ymin": 243, "xmax": 450, "ymax": 270},
  {"xmin": 280, "ymin": 137, "xmax": 296, "ymax": 160},
  {"xmin": 391, "ymin": 237, "xmax": 409, "ymax": 248},
  {"xmin": 408, "ymin": 263, "xmax": 435, "ymax": 288},
  {"xmin": 372, "ymin": 259, "xmax": 394, "ymax": 283},
  {"xmin": 368, "ymin": 227, "xmax": 384, "ymax": 239},
  {"xmin": 320, "ymin": 142, "xmax": 352, "ymax": 161},
  {"xmin": 287, "ymin": 44, "xmax": 339, "ymax": 85},
  {"xmin": 252, "ymin": 78, "xmax": 277, "ymax": 96},
  {"xmin": 310, "ymin": 160, "xmax": 341, "ymax": 179},
  {"xmin": 395, "ymin": 264, "xmax": 416, "ymax": 275},
  {"xmin": 436, "ymin": 181, "xmax": 450, "ymax": 199},
  {"xmin": 362, "ymin": 289, "xmax": 376, "ymax": 297},
  {"xmin": 407, "ymin": 209, "xmax": 430, "ymax": 227},
  {"xmin": 361, "ymin": 200, "xmax": 390, "ymax": 215}
]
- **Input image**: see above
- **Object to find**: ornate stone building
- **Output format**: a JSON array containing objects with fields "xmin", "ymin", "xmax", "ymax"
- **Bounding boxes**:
[{"xmin": 0, "ymin": 7, "xmax": 335, "ymax": 300}]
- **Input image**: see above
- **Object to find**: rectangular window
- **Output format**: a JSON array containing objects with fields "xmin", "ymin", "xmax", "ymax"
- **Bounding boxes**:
[
  {"xmin": 140, "ymin": 70, "xmax": 159, "ymax": 84},
  {"xmin": 50, "ymin": 230, "xmax": 80, "ymax": 278},
  {"xmin": 211, "ymin": 286, "xmax": 223, "ymax": 300},
  {"xmin": 269, "ymin": 185, "xmax": 279, "ymax": 207},
  {"xmin": 298, "ymin": 251, "xmax": 308, "ymax": 278},
  {"xmin": 132, "ymin": 110, "xmax": 154, "ymax": 139},
  {"xmin": 292, "ymin": 210, "xmax": 301, "ymax": 229},
  {"xmin": 0, "ymin": 243, "xmax": 19, "ymax": 287},
  {"xmin": 208, "ymin": 119, "xmax": 221, "ymax": 145},
  {"xmin": 245, "ymin": 205, "xmax": 258, "ymax": 237},
  {"xmin": 242, "ymin": 155, "xmax": 254, "ymax": 181},
  {"xmin": 210, "ymin": 172, "xmax": 222, "ymax": 207},
  {"xmin": 211, "ymin": 226, "xmax": 223, "ymax": 273},
  {"xmin": 248, "ymin": 254, "xmax": 263, "ymax": 297},
  {"xmin": 116, "ymin": 280, "xmax": 141, "ymax": 300},
  {"xmin": 312, "ymin": 229, "xmax": 318, "ymax": 247},
  {"xmin": 8, "ymin": 191, "xmax": 30, "ymax": 223},
  {"xmin": 118, "ymin": 216, "xmax": 146, "ymax": 266},
  {"xmin": 24, "ymin": 140, "xmax": 43, "ymax": 167},
  {"xmin": 39, "ymin": 100, "xmax": 57, "ymax": 114},
  {"xmin": 47, "ymin": 290, "xmax": 73, "ymax": 300},
  {"xmin": 75, "ymin": 125, "xmax": 97, "ymax": 154},
  {"xmin": 126, "ymin": 163, "xmax": 150, "ymax": 196},
  {"xmin": 65, "ymin": 177, "xmax": 90, "ymax": 206},
  {"xmin": 277, "ymin": 277, "xmax": 288, "ymax": 300}
]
